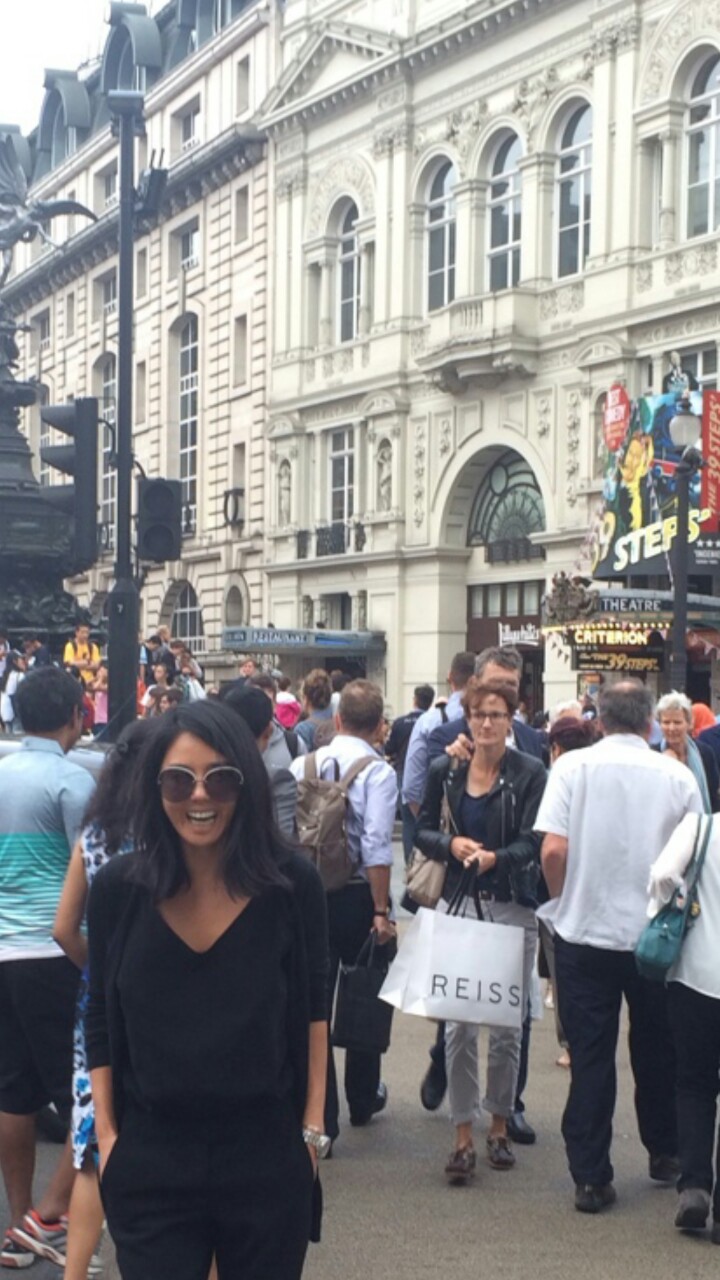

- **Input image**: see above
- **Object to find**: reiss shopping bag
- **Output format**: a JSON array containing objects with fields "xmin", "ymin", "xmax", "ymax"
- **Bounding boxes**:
[{"xmin": 379, "ymin": 905, "xmax": 524, "ymax": 1029}]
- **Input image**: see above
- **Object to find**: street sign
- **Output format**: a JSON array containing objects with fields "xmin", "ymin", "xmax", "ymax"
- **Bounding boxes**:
[{"xmin": 603, "ymin": 384, "xmax": 630, "ymax": 452}]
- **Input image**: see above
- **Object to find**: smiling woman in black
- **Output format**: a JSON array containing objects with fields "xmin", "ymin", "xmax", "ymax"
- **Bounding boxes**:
[{"xmin": 86, "ymin": 701, "xmax": 329, "ymax": 1280}]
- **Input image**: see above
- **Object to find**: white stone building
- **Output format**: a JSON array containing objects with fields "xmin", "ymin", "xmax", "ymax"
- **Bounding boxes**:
[
  {"xmin": 261, "ymin": 0, "xmax": 720, "ymax": 715},
  {"xmin": 4, "ymin": 0, "xmax": 275, "ymax": 679}
]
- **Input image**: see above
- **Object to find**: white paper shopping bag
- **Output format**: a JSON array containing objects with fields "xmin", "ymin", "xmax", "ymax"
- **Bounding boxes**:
[{"xmin": 380, "ymin": 907, "xmax": 524, "ymax": 1029}]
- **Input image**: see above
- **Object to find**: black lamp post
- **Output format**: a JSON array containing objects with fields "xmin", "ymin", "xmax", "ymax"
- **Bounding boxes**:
[
  {"xmin": 668, "ymin": 396, "xmax": 703, "ymax": 693},
  {"xmin": 105, "ymin": 91, "xmax": 144, "ymax": 740}
]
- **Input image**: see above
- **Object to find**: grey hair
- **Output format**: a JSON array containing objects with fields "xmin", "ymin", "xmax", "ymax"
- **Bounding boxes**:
[
  {"xmin": 475, "ymin": 645, "xmax": 523, "ymax": 677},
  {"xmin": 598, "ymin": 680, "xmax": 654, "ymax": 735},
  {"xmin": 550, "ymin": 699, "xmax": 583, "ymax": 725},
  {"xmin": 656, "ymin": 691, "xmax": 692, "ymax": 722}
]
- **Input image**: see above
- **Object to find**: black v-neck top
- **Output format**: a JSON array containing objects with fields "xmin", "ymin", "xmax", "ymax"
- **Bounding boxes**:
[{"xmin": 116, "ymin": 890, "xmax": 293, "ymax": 1120}]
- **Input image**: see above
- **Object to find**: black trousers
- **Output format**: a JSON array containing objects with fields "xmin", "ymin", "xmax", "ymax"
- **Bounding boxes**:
[
  {"xmin": 555, "ymin": 936, "xmax": 677, "ymax": 1187},
  {"xmin": 668, "ymin": 981, "xmax": 720, "ymax": 1218},
  {"xmin": 102, "ymin": 1105, "xmax": 314, "ymax": 1280},
  {"xmin": 325, "ymin": 881, "xmax": 393, "ymax": 1138}
]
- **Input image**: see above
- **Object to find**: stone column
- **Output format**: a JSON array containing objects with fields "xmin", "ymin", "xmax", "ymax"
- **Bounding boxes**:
[
  {"xmin": 518, "ymin": 152, "xmax": 554, "ymax": 285},
  {"xmin": 319, "ymin": 258, "xmax": 333, "ymax": 346},
  {"xmin": 659, "ymin": 129, "xmax": 678, "ymax": 249}
]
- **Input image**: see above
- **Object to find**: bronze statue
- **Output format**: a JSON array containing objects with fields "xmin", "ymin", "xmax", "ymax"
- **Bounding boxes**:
[{"xmin": 0, "ymin": 136, "xmax": 97, "ymax": 290}]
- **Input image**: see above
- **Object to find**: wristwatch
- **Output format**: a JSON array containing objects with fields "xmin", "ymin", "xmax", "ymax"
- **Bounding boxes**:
[{"xmin": 303, "ymin": 1127, "xmax": 332, "ymax": 1159}]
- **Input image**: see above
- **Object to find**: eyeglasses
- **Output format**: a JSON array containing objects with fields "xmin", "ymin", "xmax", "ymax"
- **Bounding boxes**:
[
  {"xmin": 157, "ymin": 765, "xmax": 244, "ymax": 803},
  {"xmin": 472, "ymin": 711, "xmax": 509, "ymax": 724}
]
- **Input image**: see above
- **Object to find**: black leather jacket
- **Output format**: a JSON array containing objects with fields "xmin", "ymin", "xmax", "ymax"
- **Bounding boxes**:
[{"xmin": 415, "ymin": 750, "xmax": 547, "ymax": 906}]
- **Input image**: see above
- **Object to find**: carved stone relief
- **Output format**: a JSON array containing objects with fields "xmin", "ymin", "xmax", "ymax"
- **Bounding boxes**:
[
  {"xmin": 640, "ymin": 0, "xmax": 720, "ymax": 104},
  {"xmin": 636, "ymin": 261, "xmax": 653, "ymax": 293},
  {"xmin": 535, "ymin": 393, "xmax": 552, "ymax": 438},
  {"xmin": 376, "ymin": 441, "xmax": 393, "ymax": 512},
  {"xmin": 512, "ymin": 68, "xmax": 558, "ymax": 147},
  {"xmin": 277, "ymin": 459, "xmax": 292, "ymax": 527},
  {"xmin": 665, "ymin": 243, "xmax": 718, "ymax": 284},
  {"xmin": 540, "ymin": 284, "xmax": 585, "ymax": 320},
  {"xmin": 413, "ymin": 419, "xmax": 427, "ymax": 527},
  {"xmin": 307, "ymin": 156, "xmax": 376, "ymax": 235},
  {"xmin": 565, "ymin": 390, "xmax": 582, "ymax": 506}
]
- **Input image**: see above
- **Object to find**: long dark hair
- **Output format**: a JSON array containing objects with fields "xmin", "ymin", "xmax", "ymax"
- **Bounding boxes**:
[
  {"xmin": 129, "ymin": 699, "xmax": 290, "ymax": 902},
  {"xmin": 82, "ymin": 720, "xmax": 158, "ymax": 855}
]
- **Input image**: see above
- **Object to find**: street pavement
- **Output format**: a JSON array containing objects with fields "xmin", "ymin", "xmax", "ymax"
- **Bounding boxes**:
[{"xmin": 6, "ymin": 850, "xmax": 720, "ymax": 1279}]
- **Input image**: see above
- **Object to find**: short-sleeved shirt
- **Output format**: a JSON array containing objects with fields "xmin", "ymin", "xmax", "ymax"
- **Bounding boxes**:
[
  {"xmin": 0, "ymin": 738, "xmax": 96, "ymax": 960},
  {"xmin": 535, "ymin": 734, "xmax": 703, "ymax": 950},
  {"xmin": 63, "ymin": 640, "xmax": 100, "ymax": 685}
]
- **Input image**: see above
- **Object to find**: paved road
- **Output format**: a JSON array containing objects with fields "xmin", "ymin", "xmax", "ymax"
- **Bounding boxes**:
[{"xmin": 7, "ymin": 851, "xmax": 720, "ymax": 1278}]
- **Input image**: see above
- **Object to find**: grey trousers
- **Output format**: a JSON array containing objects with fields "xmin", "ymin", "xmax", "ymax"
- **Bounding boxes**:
[{"xmin": 442, "ymin": 896, "xmax": 538, "ymax": 1125}]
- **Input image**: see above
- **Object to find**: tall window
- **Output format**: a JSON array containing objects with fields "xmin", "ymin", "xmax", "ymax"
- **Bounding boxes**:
[
  {"xmin": 427, "ymin": 161, "xmax": 457, "ymax": 311},
  {"xmin": 557, "ymin": 104, "xmax": 592, "ymax": 278},
  {"xmin": 687, "ymin": 55, "xmax": 720, "ymax": 237},
  {"xmin": 488, "ymin": 134, "xmax": 522, "ymax": 291},
  {"xmin": 172, "ymin": 583, "xmax": 205, "ymax": 653},
  {"xmin": 101, "ymin": 356, "xmax": 116, "ymax": 552},
  {"xmin": 679, "ymin": 346, "xmax": 718, "ymax": 390},
  {"xmin": 338, "ymin": 202, "xmax": 361, "ymax": 343},
  {"xmin": 329, "ymin": 428, "xmax": 354, "ymax": 525},
  {"xmin": 179, "ymin": 317, "xmax": 199, "ymax": 536}
]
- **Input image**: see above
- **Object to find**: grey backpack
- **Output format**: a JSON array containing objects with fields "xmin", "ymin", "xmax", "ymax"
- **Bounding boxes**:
[{"xmin": 296, "ymin": 752, "xmax": 377, "ymax": 892}]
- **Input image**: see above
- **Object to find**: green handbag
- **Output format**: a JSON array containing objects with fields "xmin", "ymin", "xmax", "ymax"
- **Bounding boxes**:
[{"xmin": 635, "ymin": 815, "xmax": 711, "ymax": 982}]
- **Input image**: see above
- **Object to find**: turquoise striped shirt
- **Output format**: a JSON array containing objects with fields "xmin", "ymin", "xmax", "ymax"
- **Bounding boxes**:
[{"xmin": 0, "ymin": 738, "xmax": 96, "ymax": 959}]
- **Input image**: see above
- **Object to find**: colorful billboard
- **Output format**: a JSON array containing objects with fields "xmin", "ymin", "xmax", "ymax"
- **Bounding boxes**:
[{"xmin": 591, "ymin": 390, "xmax": 710, "ymax": 579}]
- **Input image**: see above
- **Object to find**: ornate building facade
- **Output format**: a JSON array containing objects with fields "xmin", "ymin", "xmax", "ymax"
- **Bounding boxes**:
[
  {"xmin": 3, "ymin": 0, "xmax": 275, "ymax": 677},
  {"xmin": 261, "ymin": 0, "xmax": 720, "ymax": 712}
]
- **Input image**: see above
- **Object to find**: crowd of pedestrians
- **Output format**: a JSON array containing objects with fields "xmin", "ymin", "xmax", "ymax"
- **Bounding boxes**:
[{"xmin": 2, "ymin": 643, "xmax": 720, "ymax": 1277}]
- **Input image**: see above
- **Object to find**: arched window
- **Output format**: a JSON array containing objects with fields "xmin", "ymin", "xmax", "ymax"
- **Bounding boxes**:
[
  {"xmin": 687, "ymin": 54, "xmax": 720, "ymax": 237},
  {"xmin": 557, "ymin": 105, "xmax": 592, "ymax": 278},
  {"xmin": 171, "ymin": 583, "xmax": 205, "ymax": 653},
  {"xmin": 468, "ymin": 449, "xmax": 545, "ymax": 557},
  {"xmin": 427, "ymin": 161, "xmax": 457, "ymax": 312},
  {"xmin": 225, "ymin": 585, "xmax": 244, "ymax": 626},
  {"xmin": 179, "ymin": 317, "xmax": 199, "ymax": 537},
  {"xmin": 100, "ymin": 356, "xmax": 116, "ymax": 552},
  {"xmin": 338, "ymin": 202, "xmax": 361, "ymax": 343},
  {"xmin": 488, "ymin": 134, "xmax": 522, "ymax": 291}
]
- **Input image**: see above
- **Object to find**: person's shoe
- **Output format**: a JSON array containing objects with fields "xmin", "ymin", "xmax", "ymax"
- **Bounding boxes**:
[
  {"xmin": 349, "ymin": 1082, "xmax": 388, "ymax": 1127},
  {"xmin": 444, "ymin": 1145, "xmax": 476, "ymax": 1186},
  {"xmin": 486, "ymin": 1134, "xmax": 516, "ymax": 1170},
  {"xmin": 574, "ymin": 1183, "xmax": 617, "ymax": 1214},
  {"xmin": 1, "ymin": 1233, "xmax": 36, "ymax": 1269},
  {"xmin": 649, "ymin": 1154, "xmax": 681, "ymax": 1183},
  {"xmin": 674, "ymin": 1188, "xmax": 711, "ymax": 1231},
  {"xmin": 420, "ymin": 1057, "xmax": 447, "ymax": 1111},
  {"xmin": 7, "ymin": 1212, "xmax": 67, "ymax": 1267},
  {"xmin": 506, "ymin": 1110, "xmax": 536, "ymax": 1145}
]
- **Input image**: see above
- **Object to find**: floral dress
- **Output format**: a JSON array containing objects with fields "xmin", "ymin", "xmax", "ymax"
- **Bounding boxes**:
[{"xmin": 71, "ymin": 823, "xmax": 132, "ymax": 1169}]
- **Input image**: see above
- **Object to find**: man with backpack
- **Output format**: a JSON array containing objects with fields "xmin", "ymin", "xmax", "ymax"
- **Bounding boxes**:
[
  {"xmin": 248, "ymin": 671, "xmax": 307, "ymax": 767},
  {"xmin": 290, "ymin": 679, "xmax": 397, "ymax": 1144}
]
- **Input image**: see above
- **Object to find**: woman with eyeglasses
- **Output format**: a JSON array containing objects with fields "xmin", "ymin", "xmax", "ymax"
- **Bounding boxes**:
[
  {"xmin": 86, "ymin": 701, "xmax": 328, "ymax": 1280},
  {"xmin": 415, "ymin": 677, "xmax": 546, "ymax": 1185}
]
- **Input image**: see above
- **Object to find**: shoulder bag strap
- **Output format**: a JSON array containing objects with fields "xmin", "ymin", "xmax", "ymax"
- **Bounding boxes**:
[
  {"xmin": 337, "ymin": 756, "xmax": 377, "ymax": 794},
  {"xmin": 303, "ymin": 751, "xmax": 318, "ymax": 781},
  {"xmin": 687, "ymin": 813, "xmax": 713, "ymax": 894}
]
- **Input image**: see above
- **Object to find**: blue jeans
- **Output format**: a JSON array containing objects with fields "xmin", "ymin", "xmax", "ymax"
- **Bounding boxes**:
[{"xmin": 401, "ymin": 803, "xmax": 417, "ymax": 867}]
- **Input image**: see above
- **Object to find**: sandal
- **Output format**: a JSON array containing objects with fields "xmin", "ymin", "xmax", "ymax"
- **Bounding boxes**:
[
  {"xmin": 444, "ymin": 1144, "xmax": 476, "ymax": 1185},
  {"xmin": 556, "ymin": 1050, "xmax": 571, "ymax": 1069},
  {"xmin": 486, "ymin": 1134, "xmax": 516, "ymax": 1170}
]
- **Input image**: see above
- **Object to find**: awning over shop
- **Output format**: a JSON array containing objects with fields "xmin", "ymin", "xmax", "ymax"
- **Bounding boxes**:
[{"xmin": 221, "ymin": 627, "xmax": 386, "ymax": 657}]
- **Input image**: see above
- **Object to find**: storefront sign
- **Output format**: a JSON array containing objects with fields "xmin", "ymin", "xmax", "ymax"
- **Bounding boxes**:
[
  {"xmin": 572, "ymin": 626, "xmax": 659, "ymax": 647},
  {"xmin": 221, "ymin": 627, "xmax": 386, "ymax": 654},
  {"xmin": 599, "ymin": 593, "xmax": 666, "ymax": 614},
  {"xmin": 497, "ymin": 623, "xmax": 541, "ymax": 647},
  {"xmin": 692, "ymin": 536, "xmax": 720, "ymax": 568},
  {"xmin": 603, "ymin": 384, "xmax": 631, "ymax": 452},
  {"xmin": 592, "ymin": 390, "xmax": 706, "ymax": 579},
  {"xmin": 573, "ymin": 650, "xmax": 665, "ymax": 674},
  {"xmin": 701, "ymin": 389, "xmax": 720, "ymax": 533}
]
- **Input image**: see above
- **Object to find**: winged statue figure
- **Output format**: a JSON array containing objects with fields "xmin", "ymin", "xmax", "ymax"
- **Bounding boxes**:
[{"xmin": 0, "ymin": 135, "xmax": 97, "ymax": 290}]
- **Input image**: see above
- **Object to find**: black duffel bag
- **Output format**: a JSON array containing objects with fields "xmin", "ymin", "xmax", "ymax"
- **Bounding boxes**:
[{"xmin": 332, "ymin": 933, "xmax": 394, "ymax": 1055}]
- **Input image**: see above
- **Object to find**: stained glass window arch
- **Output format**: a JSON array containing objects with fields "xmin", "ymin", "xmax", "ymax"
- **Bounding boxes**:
[{"xmin": 468, "ymin": 450, "xmax": 545, "ymax": 551}]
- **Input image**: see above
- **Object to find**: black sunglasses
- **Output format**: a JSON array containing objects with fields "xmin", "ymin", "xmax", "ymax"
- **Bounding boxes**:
[{"xmin": 157, "ymin": 765, "xmax": 244, "ymax": 804}]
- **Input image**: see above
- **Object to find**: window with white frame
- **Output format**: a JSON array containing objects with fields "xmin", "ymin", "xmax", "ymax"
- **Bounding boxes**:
[
  {"xmin": 329, "ymin": 428, "xmax": 354, "ymax": 526},
  {"xmin": 488, "ymin": 133, "xmax": 522, "ymax": 291},
  {"xmin": 100, "ymin": 355, "xmax": 116, "ymax": 552},
  {"xmin": 678, "ymin": 346, "xmax": 718, "ymax": 390},
  {"xmin": 338, "ymin": 202, "xmax": 361, "ymax": 343},
  {"xmin": 176, "ymin": 100, "xmax": 201, "ymax": 155},
  {"xmin": 687, "ymin": 54, "xmax": 720, "ymax": 238},
  {"xmin": 103, "ymin": 165, "xmax": 118, "ymax": 209},
  {"xmin": 101, "ymin": 272, "xmax": 117, "ymax": 318},
  {"xmin": 427, "ymin": 161, "xmax": 457, "ymax": 312},
  {"xmin": 180, "ymin": 223, "xmax": 200, "ymax": 271},
  {"xmin": 557, "ymin": 104, "xmax": 592, "ymax": 278},
  {"xmin": 34, "ymin": 310, "xmax": 51, "ymax": 355},
  {"xmin": 179, "ymin": 316, "xmax": 199, "ymax": 536},
  {"xmin": 172, "ymin": 582, "xmax": 205, "ymax": 653}
]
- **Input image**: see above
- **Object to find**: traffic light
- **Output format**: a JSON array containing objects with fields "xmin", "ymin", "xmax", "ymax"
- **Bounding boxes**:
[
  {"xmin": 39, "ymin": 397, "xmax": 99, "ymax": 573},
  {"xmin": 136, "ymin": 477, "xmax": 182, "ymax": 562}
]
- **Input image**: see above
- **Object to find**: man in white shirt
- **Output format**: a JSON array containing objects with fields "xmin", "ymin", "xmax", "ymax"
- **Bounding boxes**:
[
  {"xmin": 290, "ymin": 679, "xmax": 397, "ymax": 1142},
  {"xmin": 536, "ymin": 680, "xmax": 703, "ymax": 1215}
]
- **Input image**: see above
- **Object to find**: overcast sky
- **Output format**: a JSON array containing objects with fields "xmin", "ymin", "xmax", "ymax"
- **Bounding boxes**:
[{"xmin": 0, "ymin": 0, "xmax": 162, "ymax": 135}]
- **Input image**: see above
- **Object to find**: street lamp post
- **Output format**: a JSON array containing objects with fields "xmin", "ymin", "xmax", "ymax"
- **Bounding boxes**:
[
  {"xmin": 668, "ymin": 397, "xmax": 703, "ymax": 693},
  {"xmin": 105, "ymin": 92, "xmax": 144, "ymax": 740}
]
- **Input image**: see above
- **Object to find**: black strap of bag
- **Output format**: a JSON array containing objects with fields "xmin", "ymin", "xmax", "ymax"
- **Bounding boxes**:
[{"xmin": 445, "ymin": 864, "xmax": 484, "ymax": 920}]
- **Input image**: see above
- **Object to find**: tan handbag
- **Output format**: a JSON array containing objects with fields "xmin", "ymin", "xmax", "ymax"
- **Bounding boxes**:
[{"xmin": 405, "ymin": 848, "xmax": 447, "ymax": 909}]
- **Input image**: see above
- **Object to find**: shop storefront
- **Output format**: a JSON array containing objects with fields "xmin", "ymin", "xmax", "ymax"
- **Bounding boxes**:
[
  {"xmin": 221, "ymin": 626, "xmax": 387, "ymax": 688},
  {"xmin": 467, "ymin": 581, "xmax": 544, "ymax": 716}
]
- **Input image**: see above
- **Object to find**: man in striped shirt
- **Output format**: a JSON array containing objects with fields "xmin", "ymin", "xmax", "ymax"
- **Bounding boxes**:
[{"xmin": 0, "ymin": 667, "xmax": 95, "ymax": 1269}]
